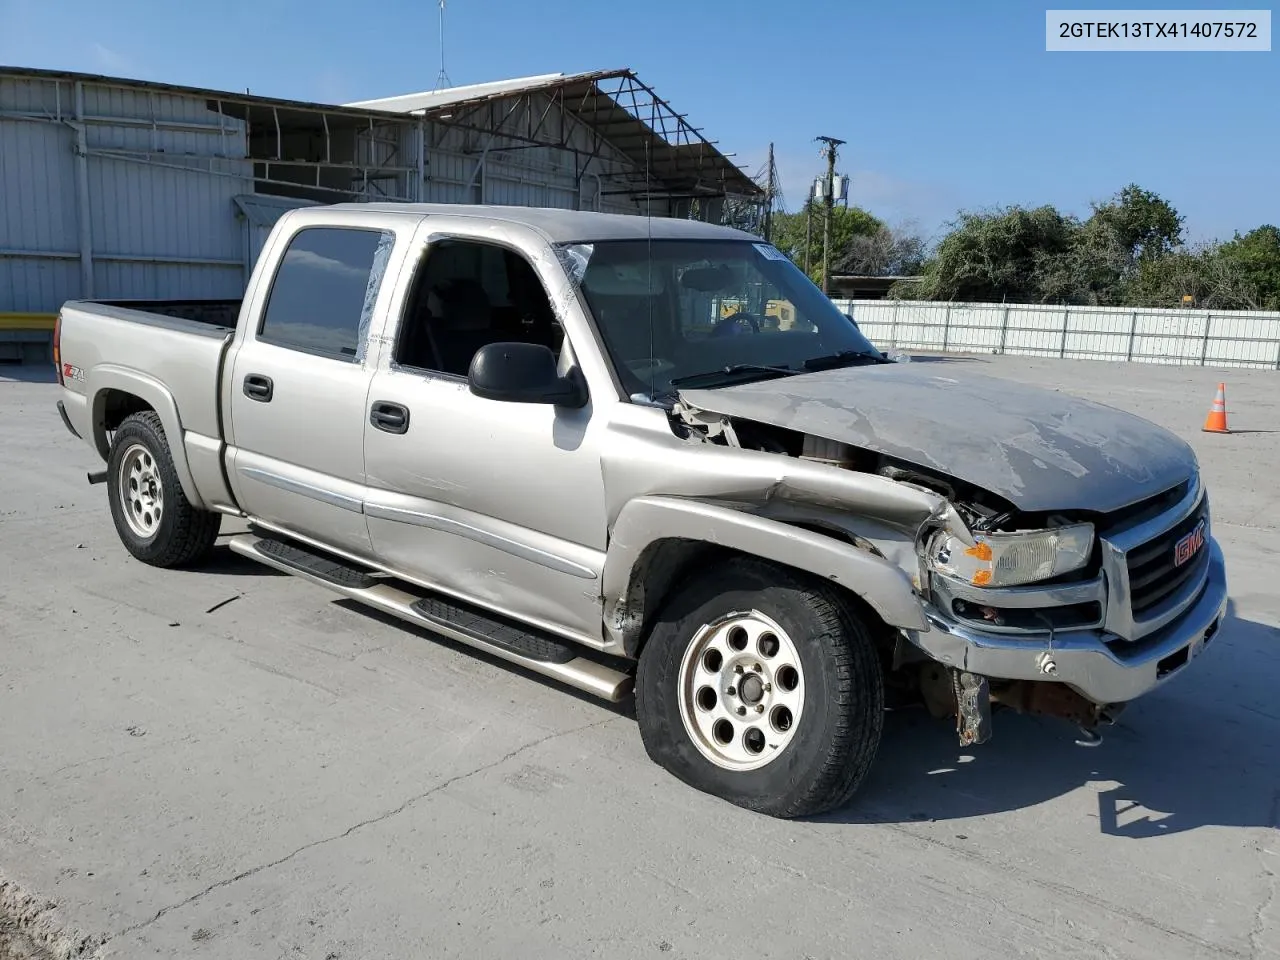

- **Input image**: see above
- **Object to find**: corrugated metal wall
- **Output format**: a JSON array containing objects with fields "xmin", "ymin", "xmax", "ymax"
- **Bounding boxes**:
[
  {"xmin": 0, "ymin": 73, "xmax": 253, "ymax": 312},
  {"xmin": 2, "ymin": 71, "xmax": 709, "ymax": 316},
  {"xmin": 835, "ymin": 298, "xmax": 1280, "ymax": 370},
  {"xmin": 0, "ymin": 78, "xmax": 80, "ymax": 311}
]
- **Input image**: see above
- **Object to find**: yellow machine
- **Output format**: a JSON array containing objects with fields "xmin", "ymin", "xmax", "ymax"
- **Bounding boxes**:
[{"xmin": 717, "ymin": 298, "xmax": 797, "ymax": 330}]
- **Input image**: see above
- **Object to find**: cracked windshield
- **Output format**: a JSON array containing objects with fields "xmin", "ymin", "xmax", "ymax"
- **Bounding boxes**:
[{"xmin": 563, "ymin": 238, "xmax": 886, "ymax": 401}]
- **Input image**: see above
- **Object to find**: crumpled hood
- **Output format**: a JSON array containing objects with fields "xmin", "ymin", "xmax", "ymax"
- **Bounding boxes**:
[{"xmin": 678, "ymin": 363, "xmax": 1196, "ymax": 514}]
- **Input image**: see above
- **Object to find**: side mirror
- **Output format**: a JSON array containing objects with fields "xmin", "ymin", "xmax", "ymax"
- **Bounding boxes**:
[{"xmin": 468, "ymin": 342, "xmax": 587, "ymax": 408}]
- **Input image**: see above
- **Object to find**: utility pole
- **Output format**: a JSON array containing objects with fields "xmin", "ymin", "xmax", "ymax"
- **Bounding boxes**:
[{"xmin": 815, "ymin": 135, "xmax": 845, "ymax": 295}]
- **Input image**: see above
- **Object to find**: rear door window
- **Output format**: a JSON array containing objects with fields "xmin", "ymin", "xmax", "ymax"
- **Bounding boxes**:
[{"xmin": 258, "ymin": 227, "xmax": 395, "ymax": 361}]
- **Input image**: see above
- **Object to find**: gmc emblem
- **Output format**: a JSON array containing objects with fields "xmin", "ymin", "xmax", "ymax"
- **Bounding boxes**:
[{"xmin": 1174, "ymin": 519, "xmax": 1206, "ymax": 567}]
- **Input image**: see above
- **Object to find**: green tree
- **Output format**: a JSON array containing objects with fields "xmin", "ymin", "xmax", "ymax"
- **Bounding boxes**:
[
  {"xmin": 1217, "ymin": 225, "xmax": 1280, "ymax": 309},
  {"xmin": 1126, "ymin": 244, "xmax": 1261, "ymax": 310},
  {"xmin": 902, "ymin": 205, "xmax": 1077, "ymax": 303},
  {"xmin": 1050, "ymin": 215, "xmax": 1131, "ymax": 305},
  {"xmin": 1068, "ymin": 184, "xmax": 1186, "ymax": 304},
  {"xmin": 892, "ymin": 184, "xmax": 1189, "ymax": 305},
  {"xmin": 834, "ymin": 227, "xmax": 927, "ymax": 277},
  {"xmin": 771, "ymin": 202, "xmax": 885, "ymax": 284},
  {"xmin": 1088, "ymin": 183, "xmax": 1184, "ymax": 262}
]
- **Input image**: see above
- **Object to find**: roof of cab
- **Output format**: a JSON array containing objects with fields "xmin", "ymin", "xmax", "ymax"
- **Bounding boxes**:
[{"xmin": 320, "ymin": 202, "xmax": 761, "ymax": 245}]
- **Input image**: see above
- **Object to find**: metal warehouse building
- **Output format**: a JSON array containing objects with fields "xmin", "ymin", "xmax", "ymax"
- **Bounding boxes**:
[{"xmin": 0, "ymin": 65, "xmax": 761, "ymax": 360}]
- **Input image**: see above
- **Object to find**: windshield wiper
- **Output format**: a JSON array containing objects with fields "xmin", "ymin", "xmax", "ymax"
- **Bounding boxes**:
[
  {"xmin": 669, "ymin": 363, "xmax": 797, "ymax": 389},
  {"xmin": 665, "ymin": 363, "xmax": 793, "ymax": 389},
  {"xmin": 802, "ymin": 349, "xmax": 889, "ymax": 371}
]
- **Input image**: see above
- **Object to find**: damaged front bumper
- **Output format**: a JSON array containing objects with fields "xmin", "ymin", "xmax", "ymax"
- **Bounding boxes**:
[{"xmin": 906, "ymin": 540, "xmax": 1228, "ymax": 706}]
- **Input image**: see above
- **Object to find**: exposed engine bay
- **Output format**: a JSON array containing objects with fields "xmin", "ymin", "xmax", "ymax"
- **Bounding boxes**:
[{"xmin": 668, "ymin": 398, "xmax": 1059, "ymax": 535}]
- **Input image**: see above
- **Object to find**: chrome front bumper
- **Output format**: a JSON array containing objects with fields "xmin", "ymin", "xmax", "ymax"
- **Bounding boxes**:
[{"xmin": 906, "ymin": 539, "xmax": 1228, "ymax": 705}]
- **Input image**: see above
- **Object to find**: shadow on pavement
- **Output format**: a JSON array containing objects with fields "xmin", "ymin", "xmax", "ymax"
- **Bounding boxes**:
[
  {"xmin": 330, "ymin": 597, "xmax": 639, "ymax": 719},
  {"xmin": 200, "ymin": 543, "xmax": 287, "ymax": 576},
  {"xmin": 824, "ymin": 602, "xmax": 1280, "ymax": 838}
]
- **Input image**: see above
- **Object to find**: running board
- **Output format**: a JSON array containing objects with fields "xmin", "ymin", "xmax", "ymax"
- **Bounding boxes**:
[
  {"xmin": 256, "ymin": 536, "xmax": 379, "ymax": 589},
  {"xmin": 411, "ymin": 596, "xmax": 578, "ymax": 664},
  {"xmin": 227, "ymin": 534, "xmax": 632, "ymax": 702}
]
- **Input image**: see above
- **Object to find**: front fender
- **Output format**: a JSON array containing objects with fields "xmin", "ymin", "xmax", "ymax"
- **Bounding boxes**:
[
  {"xmin": 88, "ymin": 365, "xmax": 206, "ymax": 510},
  {"xmin": 602, "ymin": 495, "xmax": 929, "ymax": 653}
]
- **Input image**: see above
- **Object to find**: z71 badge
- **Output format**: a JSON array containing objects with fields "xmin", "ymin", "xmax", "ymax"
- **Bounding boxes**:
[
  {"xmin": 62, "ymin": 362, "xmax": 84, "ymax": 382},
  {"xmin": 1174, "ymin": 519, "xmax": 1206, "ymax": 567}
]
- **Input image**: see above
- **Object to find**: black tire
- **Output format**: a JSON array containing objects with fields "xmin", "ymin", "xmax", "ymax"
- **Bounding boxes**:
[
  {"xmin": 106, "ymin": 411, "xmax": 221, "ymax": 568},
  {"xmin": 635, "ymin": 556, "xmax": 884, "ymax": 819}
]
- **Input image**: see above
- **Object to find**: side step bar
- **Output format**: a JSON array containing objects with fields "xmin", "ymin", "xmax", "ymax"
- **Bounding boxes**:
[
  {"xmin": 256, "ymin": 537, "xmax": 380, "ymax": 589},
  {"xmin": 227, "ymin": 534, "xmax": 633, "ymax": 702},
  {"xmin": 411, "ymin": 595, "xmax": 579, "ymax": 665}
]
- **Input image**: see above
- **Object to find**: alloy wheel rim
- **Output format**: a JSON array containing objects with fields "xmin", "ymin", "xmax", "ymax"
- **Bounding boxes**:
[
  {"xmin": 119, "ymin": 443, "xmax": 164, "ymax": 540},
  {"xmin": 676, "ymin": 610, "xmax": 805, "ymax": 772}
]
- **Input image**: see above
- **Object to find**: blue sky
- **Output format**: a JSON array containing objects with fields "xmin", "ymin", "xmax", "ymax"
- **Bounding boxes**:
[{"xmin": 1, "ymin": 0, "xmax": 1274, "ymax": 243}]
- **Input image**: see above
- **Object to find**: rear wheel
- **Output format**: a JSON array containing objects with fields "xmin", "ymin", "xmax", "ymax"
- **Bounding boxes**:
[
  {"xmin": 106, "ymin": 411, "xmax": 221, "ymax": 567},
  {"xmin": 635, "ymin": 557, "xmax": 884, "ymax": 818}
]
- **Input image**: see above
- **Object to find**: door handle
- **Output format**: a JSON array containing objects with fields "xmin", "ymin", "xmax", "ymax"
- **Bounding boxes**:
[
  {"xmin": 243, "ymin": 374, "xmax": 274, "ymax": 402},
  {"xmin": 370, "ymin": 401, "xmax": 410, "ymax": 435}
]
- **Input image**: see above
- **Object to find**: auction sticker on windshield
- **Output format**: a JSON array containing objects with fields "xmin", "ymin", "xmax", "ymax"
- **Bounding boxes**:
[{"xmin": 753, "ymin": 243, "xmax": 787, "ymax": 261}]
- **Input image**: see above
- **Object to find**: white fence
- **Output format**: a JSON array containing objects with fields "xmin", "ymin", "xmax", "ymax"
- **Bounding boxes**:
[{"xmin": 833, "ymin": 299, "xmax": 1280, "ymax": 370}]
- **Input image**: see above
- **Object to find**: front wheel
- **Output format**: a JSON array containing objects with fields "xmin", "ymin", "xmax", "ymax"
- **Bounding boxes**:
[
  {"xmin": 635, "ymin": 557, "xmax": 884, "ymax": 818},
  {"xmin": 106, "ymin": 411, "xmax": 221, "ymax": 568}
]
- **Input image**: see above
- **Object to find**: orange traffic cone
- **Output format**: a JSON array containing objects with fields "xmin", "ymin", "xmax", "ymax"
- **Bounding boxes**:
[{"xmin": 1202, "ymin": 383, "xmax": 1230, "ymax": 434}]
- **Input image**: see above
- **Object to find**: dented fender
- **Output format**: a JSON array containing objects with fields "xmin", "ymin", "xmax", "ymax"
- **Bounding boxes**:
[{"xmin": 601, "ymin": 494, "xmax": 930, "ymax": 655}]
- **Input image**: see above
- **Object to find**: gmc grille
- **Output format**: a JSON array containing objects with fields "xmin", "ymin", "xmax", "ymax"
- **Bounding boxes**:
[{"xmin": 1126, "ymin": 496, "xmax": 1209, "ymax": 618}]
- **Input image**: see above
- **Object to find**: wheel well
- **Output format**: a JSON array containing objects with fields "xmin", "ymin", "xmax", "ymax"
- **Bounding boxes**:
[
  {"xmin": 95, "ymin": 390, "xmax": 154, "ymax": 455},
  {"xmin": 620, "ymin": 534, "xmax": 895, "ymax": 660},
  {"xmin": 620, "ymin": 538, "xmax": 718, "ymax": 659},
  {"xmin": 100, "ymin": 390, "xmax": 154, "ymax": 432}
]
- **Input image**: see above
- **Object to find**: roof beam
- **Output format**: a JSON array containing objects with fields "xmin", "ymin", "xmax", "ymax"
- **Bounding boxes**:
[{"xmin": 402, "ymin": 68, "xmax": 761, "ymax": 199}]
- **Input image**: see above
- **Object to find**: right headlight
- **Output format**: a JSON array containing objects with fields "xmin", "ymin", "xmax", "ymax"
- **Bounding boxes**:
[{"xmin": 927, "ymin": 523, "xmax": 1095, "ymax": 588}]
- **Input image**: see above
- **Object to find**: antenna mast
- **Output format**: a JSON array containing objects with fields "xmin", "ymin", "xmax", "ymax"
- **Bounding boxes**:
[{"xmin": 433, "ymin": 0, "xmax": 452, "ymax": 91}]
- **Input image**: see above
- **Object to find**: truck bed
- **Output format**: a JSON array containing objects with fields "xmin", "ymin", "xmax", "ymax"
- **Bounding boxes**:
[{"xmin": 56, "ymin": 299, "xmax": 240, "ymax": 465}]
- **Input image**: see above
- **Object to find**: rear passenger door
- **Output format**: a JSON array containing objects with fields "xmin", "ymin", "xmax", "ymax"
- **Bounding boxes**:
[{"xmin": 226, "ymin": 217, "xmax": 400, "ymax": 558}]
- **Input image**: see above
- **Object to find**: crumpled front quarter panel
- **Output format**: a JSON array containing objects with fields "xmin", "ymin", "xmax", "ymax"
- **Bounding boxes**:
[{"xmin": 596, "ymin": 402, "xmax": 950, "ymax": 651}]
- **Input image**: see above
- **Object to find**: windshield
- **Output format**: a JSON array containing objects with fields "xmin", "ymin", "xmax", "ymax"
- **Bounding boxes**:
[{"xmin": 559, "ymin": 238, "xmax": 883, "ymax": 400}]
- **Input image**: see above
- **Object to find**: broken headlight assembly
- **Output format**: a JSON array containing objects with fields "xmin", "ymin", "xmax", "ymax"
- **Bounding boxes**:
[{"xmin": 926, "ymin": 523, "xmax": 1095, "ymax": 588}]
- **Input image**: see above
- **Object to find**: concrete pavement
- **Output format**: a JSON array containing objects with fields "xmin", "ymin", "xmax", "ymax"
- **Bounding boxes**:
[{"xmin": 1, "ymin": 356, "xmax": 1277, "ymax": 959}]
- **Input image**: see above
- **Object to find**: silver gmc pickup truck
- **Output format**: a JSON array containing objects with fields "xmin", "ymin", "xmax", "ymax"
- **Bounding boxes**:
[{"xmin": 54, "ymin": 203, "xmax": 1228, "ymax": 818}]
